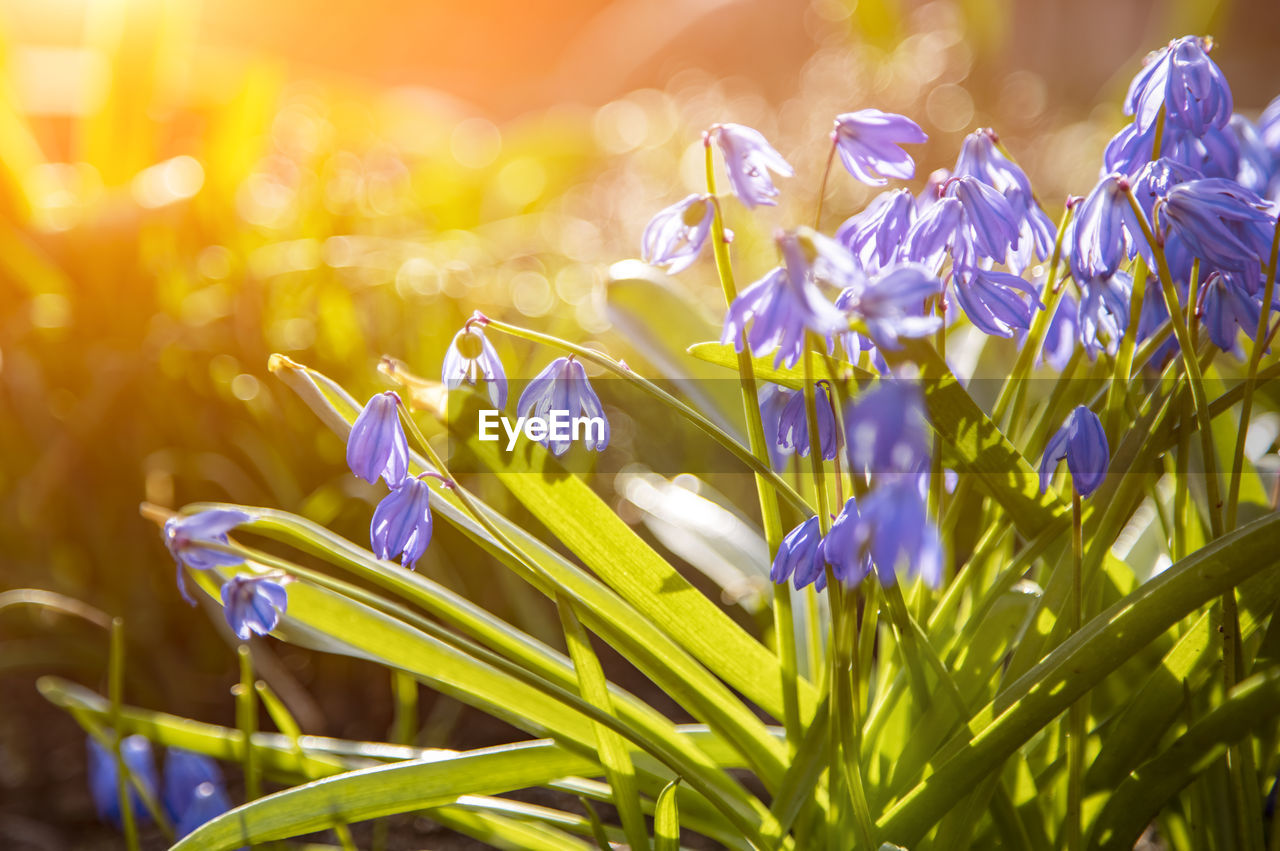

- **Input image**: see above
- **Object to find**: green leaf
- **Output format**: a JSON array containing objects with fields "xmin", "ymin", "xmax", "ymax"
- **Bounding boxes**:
[{"xmin": 655, "ymin": 778, "xmax": 682, "ymax": 851}]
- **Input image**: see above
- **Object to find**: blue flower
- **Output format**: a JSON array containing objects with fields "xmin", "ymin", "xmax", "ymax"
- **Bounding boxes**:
[
  {"xmin": 831, "ymin": 109, "xmax": 928, "ymax": 186},
  {"xmin": 347, "ymin": 391, "xmax": 409, "ymax": 486},
  {"xmin": 1160, "ymin": 177, "xmax": 1276, "ymax": 273},
  {"xmin": 1199, "ymin": 270, "xmax": 1272, "ymax": 353},
  {"xmin": 1039, "ymin": 405, "xmax": 1110, "ymax": 497},
  {"xmin": 220, "ymin": 575, "xmax": 289, "ymax": 640},
  {"xmin": 163, "ymin": 750, "xmax": 229, "ymax": 825},
  {"xmin": 844, "ymin": 381, "xmax": 930, "ymax": 476},
  {"xmin": 1228, "ymin": 115, "xmax": 1273, "ymax": 196},
  {"xmin": 710, "ymin": 123, "xmax": 794, "ymax": 208},
  {"xmin": 835, "ymin": 188, "xmax": 916, "ymax": 269},
  {"xmin": 175, "ymin": 781, "xmax": 234, "ymax": 840},
  {"xmin": 1037, "ymin": 291, "xmax": 1078, "ymax": 370},
  {"xmin": 87, "ymin": 733, "xmax": 158, "ymax": 828},
  {"xmin": 1125, "ymin": 36, "xmax": 1232, "ymax": 135},
  {"xmin": 838, "ymin": 264, "xmax": 943, "ymax": 350},
  {"xmin": 372, "ymin": 475, "xmax": 437, "ymax": 568},
  {"xmin": 516, "ymin": 357, "xmax": 610, "ymax": 456},
  {"xmin": 1069, "ymin": 174, "xmax": 1143, "ymax": 281},
  {"xmin": 442, "ymin": 318, "xmax": 508, "ymax": 408},
  {"xmin": 1076, "ymin": 272, "xmax": 1132, "ymax": 358},
  {"xmin": 903, "ymin": 196, "xmax": 964, "ymax": 271},
  {"xmin": 952, "ymin": 264, "xmax": 1042, "ymax": 338},
  {"xmin": 771, "ymin": 516, "xmax": 825, "ymax": 590},
  {"xmin": 852, "ymin": 476, "xmax": 943, "ymax": 587},
  {"xmin": 776, "ymin": 381, "xmax": 838, "ymax": 460},
  {"xmin": 945, "ymin": 176, "xmax": 1021, "ymax": 263},
  {"xmin": 641, "ymin": 194, "xmax": 714, "ymax": 274},
  {"xmin": 758, "ymin": 382, "xmax": 796, "ymax": 470},
  {"xmin": 164, "ymin": 509, "xmax": 252, "ymax": 605},
  {"xmin": 954, "ymin": 128, "xmax": 1033, "ymax": 196},
  {"xmin": 821, "ymin": 498, "xmax": 873, "ymax": 586}
]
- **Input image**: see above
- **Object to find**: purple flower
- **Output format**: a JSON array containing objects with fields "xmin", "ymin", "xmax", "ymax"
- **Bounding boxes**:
[
  {"xmin": 835, "ymin": 188, "xmax": 916, "ymax": 269},
  {"xmin": 820, "ymin": 497, "xmax": 872, "ymax": 586},
  {"xmin": 641, "ymin": 194, "xmax": 714, "ymax": 274},
  {"xmin": 1199, "ymin": 270, "xmax": 1271, "ymax": 353},
  {"xmin": 771, "ymin": 516, "xmax": 825, "ymax": 590},
  {"xmin": 220, "ymin": 575, "xmax": 288, "ymax": 640},
  {"xmin": 87, "ymin": 734, "xmax": 158, "ymax": 829},
  {"xmin": 1228, "ymin": 115, "xmax": 1273, "ymax": 196},
  {"xmin": 442, "ymin": 318, "xmax": 508, "ymax": 408},
  {"xmin": 347, "ymin": 391, "xmax": 409, "ymax": 486},
  {"xmin": 838, "ymin": 264, "xmax": 943, "ymax": 350},
  {"xmin": 515, "ymin": 357, "xmax": 610, "ymax": 456},
  {"xmin": 851, "ymin": 476, "xmax": 943, "ymax": 587},
  {"xmin": 945, "ymin": 176, "xmax": 1021, "ymax": 262},
  {"xmin": 1262, "ymin": 96, "xmax": 1280, "ymax": 156},
  {"xmin": 371, "ymin": 475, "xmax": 436, "ymax": 568},
  {"xmin": 1039, "ymin": 405, "xmax": 1110, "ymax": 497},
  {"xmin": 710, "ymin": 123, "xmax": 794, "ymax": 208},
  {"xmin": 175, "ymin": 781, "xmax": 234, "ymax": 839},
  {"xmin": 1160, "ymin": 177, "xmax": 1275, "ymax": 272},
  {"xmin": 844, "ymin": 381, "xmax": 930, "ymax": 475},
  {"xmin": 758, "ymin": 382, "xmax": 796, "ymax": 470},
  {"xmin": 164, "ymin": 509, "xmax": 252, "ymax": 605},
  {"xmin": 721, "ymin": 229, "xmax": 852, "ymax": 368},
  {"xmin": 903, "ymin": 196, "xmax": 964, "ymax": 271},
  {"xmin": 1131, "ymin": 158, "xmax": 1203, "ymax": 220},
  {"xmin": 831, "ymin": 109, "xmax": 928, "ymax": 186},
  {"xmin": 954, "ymin": 128, "xmax": 1034, "ymax": 197},
  {"xmin": 1037, "ymin": 291, "xmax": 1078, "ymax": 370},
  {"xmin": 1125, "ymin": 36, "xmax": 1232, "ymax": 135},
  {"xmin": 952, "ymin": 265, "xmax": 1042, "ymax": 338},
  {"xmin": 165, "ymin": 747, "xmax": 230, "ymax": 824},
  {"xmin": 1076, "ymin": 272, "xmax": 1132, "ymax": 358},
  {"xmin": 776, "ymin": 381, "xmax": 838, "ymax": 460},
  {"xmin": 1069, "ymin": 174, "xmax": 1143, "ymax": 281}
]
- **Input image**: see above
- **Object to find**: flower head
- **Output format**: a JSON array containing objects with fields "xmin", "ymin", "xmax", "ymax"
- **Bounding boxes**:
[
  {"xmin": 821, "ymin": 498, "xmax": 873, "ymax": 586},
  {"xmin": 710, "ymin": 123, "xmax": 794, "ymax": 208},
  {"xmin": 770, "ymin": 516, "xmax": 825, "ymax": 590},
  {"xmin": 87, "ymin": 734, "xmax": 158, "ymax": 828},
  {"xmin": 1037, "ymin": 291, "xmax": 1079, "ymax": 370},
  {"xmin": 902, "ymin": 196, "xmax": 964, "ymax": 270},
  {"xmin": 164, "ymin": 509, "xmax": 252, "ymax": 605},
  {"xmin": 837, "ymin": 264, "xmax": 943, "ymax": 350},
  {"xmin": 758, "ymin": 382, "xmax": 797, "ymax": 470},
  {"xmin": 852, "ymin": 477, "xmax": 943, "ymax": 587},
  {"xmin": 1160, "ymin": 177, "xmax": 1275, "ymax": 273},
  {"xmin": 1199, "ymin": 270, "xmax": 1270, "ymax": 353},
  {"xmin": 442, "ymin": 317, "xmax": 508, "ymax": 408},
  {"xmin": 1076, "ymin": 272, "xmax": 1132, "ymax": 358},
  {"xmin": 515, "ymin": 357, "xmax": 610, "ymax": 456},
  {"xmin": 163, "ymin": 750, "xmax": 229, "ymax": 826},
  {"xmin": 1039, "ymin": 405, "xmax": 1110, "ymax": 497},
  {"xmin": 1125, "ymin": 36, "xmax": 1232, "ymax": 135},
  {"xmin": 952, "ymin": 265, "xmax": 1042, "ymax": 338},
  {"xmin": 776, "ymin": 382, "xmax": 838, "ymax": 460},
  {"xmin": 347, "ymin": 391, "xmax": 409, "ymax": 486},
  {"xmin": 844, "ymin": 381, "xmax": 930, "ymax": 475},
  {"xmin": 371, "ymin": 474, "xmax": 437, "ymax": 568},
  {"xmin": 945, "ymin": 176, "xmax": 1021, "ymax": 262},
  {"xmin": 835, "ymin": 188, "xmax": 917, "ymax": 269},
  {"xmin": 220, "ymin": 575, "xmax": 289, "ymax": 640},
  {"xmin": 176, "ymin": 781, "xmax": 234, "ymax": 839},
  {"xmin": 954, "ymin": 128, "xmax": 1033, "ymax": 197},
  {"xmin": 641, "ymin": 194, "xmax": 714, "ymax": 274},
  {"xmin": 831, "ymin": 109, "xmax": 928, "ymax": 186},
  {"xmin": 1069, "ymin": 174, "xmax": 1144, "ymax": 281}
]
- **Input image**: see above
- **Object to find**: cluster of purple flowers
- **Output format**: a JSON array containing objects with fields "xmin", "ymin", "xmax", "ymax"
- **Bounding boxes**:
[
  {"xmin": 88, "ymin": 736, "xmax": 235, "ymax": 840},
  {"xmin": 164, "ymin": 509, "xmax": 288, "ymax": 640}
]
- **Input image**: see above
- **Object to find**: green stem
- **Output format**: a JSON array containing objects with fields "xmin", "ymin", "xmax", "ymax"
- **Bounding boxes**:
[
  {"xmin": 237, "ymin": 645, "xmax": 261, "ymax": 804},
  {"xmin": 109, "ymin": 618, "xmax": 140, "ymax": 851},
  {"xmin": 1067, "ymin": 492, "xmax": 1084, "ymax": 851},
  {"xmin": 814, "ymin": 136, "xmax": 837, "ymax": 231}
]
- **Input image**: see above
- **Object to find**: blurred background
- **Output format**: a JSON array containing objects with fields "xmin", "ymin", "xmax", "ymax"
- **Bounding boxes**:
[{"xmin": 1, "ymin": 0, "xmax": 1278, "ymax": 846}]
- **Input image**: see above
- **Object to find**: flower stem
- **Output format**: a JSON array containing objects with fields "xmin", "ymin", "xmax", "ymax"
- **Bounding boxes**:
[
  {"xmin": 236, "ymin": 644, "xmax": 262, "ymax": 805},
  {"xmin": 1066, "ymin": 491, "xmax": 1084, "ymax": 851},
  {"xmin": 814, "ymin": 136, "xmax": 838, "ymax": 230},
  {"xmin": 109, "ymin": 618, "xmax": 140, "ymax": 851}
]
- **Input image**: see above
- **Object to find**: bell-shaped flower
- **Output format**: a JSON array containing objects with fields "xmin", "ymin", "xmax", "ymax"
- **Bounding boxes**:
[
  {"xmin": 175, "ymin": 781, "xmax": 234, "ymax": 839},
  {"xmin": 1160, "ymin": 177, "xmax": 1276, "ymax": 272},
  {"xmin": 836, "ymin": 188, "xmax": 916, "ymax": 270},
  {"xmin": 902, "ymin": 196, "xmax": 964, "ymax": 271},
  {"xmin": 163, "ymin": 750, "xmax": 228, "ymax": 825},
  {"xmin": 831, "ymin": 109, "xmax": 928, "ymax": 186},
  {"xmin": 1070, "ymin": 174, "xmax": 1144, "ymax": 281},
  {"xmin": 1199, "ymin": 270, "xmax": 1272, "ymax": 353},
  {"xmin": 347, "ymin": 391, "xmax": 409, "ymax": 486},
  {"xmin": 776, "ymin": 381, "xmax": 838, "ymax": 460},
  {"xmin": 851, "ymin": 476, "xmax": 943, "ymax": 587},
  {"xmin": 87, "ymin": 734, "xmax": 158, "ymax": 829},
  {"xmin": 844, "ymin": 381, "xmax": 930, "ymax": 476},
  {"xmin": 1039, "ymin": 405, "xmax": 1110, "ymax": 497},
  {"xmin": 1037, "ymin": 291, "xmax": 1079, "ymax": 370},
  {"xmin": 1125, "ymin": 36, "xmax": 1232, "ymax": 135},
  {"xmin": 821, "ymin": 497, "xmax": 873, "ymax": 586},
  {"xmin": 954, "ymin": 128, "xmax": 1034, "ymax": 197},
  {"xmin": 710, "ymin": 123, "xmax": 794, "ymax": 208},
  {"xmin": 1131, "ymin": 158, "xmax": 1203, "ymax": 220},
  {"xmin": 1076, "ymin": 272, "xmax": 1132, "ymax": 358},
  {"xmin": 641, "ymin": 194, "xmax": 714, "ymax": 274},
  {"xmin": 770, "ymin": 516, "xmax": 825, "ymax": 590},
  {"xmin": 758, "ymin": 382, "xmax": 796, "ymax": 471},
  {"xmin": 1228, "ymin": 115, "xmax": 1273, "ymax": 196},
  {"xmin": 220, "ymin": 575, "xmax": 289, "ymax": 640},
  {"xmin": 952, "ymin": 264, "xmax": 1042, "ymax": 338},
  {"xmin": 516, "ymin": 357, "xmax": 610, "ymax": 456},
  {"xmin": 164, "ymin": 509, "xmax": 252, "ymax": 605},
  {"xmin": 371, "ymin": 474, "xmax": 437, "ymax": 568},
  {"xmin": 442, "ymin": 318, "xmax": 508, "ymax": 408},
  {"xmin": 945, "ymin": 176, "xmax": 1020, "ymax": 262}
]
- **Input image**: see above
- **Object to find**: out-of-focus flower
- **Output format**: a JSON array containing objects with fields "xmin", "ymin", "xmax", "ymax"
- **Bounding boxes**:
[
  {"xmin": 1125, "ymin": 36, "xmax": 1232, "ymax": 135},
  {"xmin": 821, "ymin": 498, "xmax": 873, "ymax": 586},
  {"xmin": 1077, "ymin": 273, "xmax": 1132, "ymax": 358},
  {"xmin": 175, "ymin": 781, "xmax": 234, "ymax": 839},
  {"xmin": 851, "ymin": 476, "xmax": 943, "ymax": 587},
  {"xmin": 837, "ymin": 264, "xmax": 943, "ymax": 350},
  {"xmin": 710, "ymin": 123, "xmax": 793, "ymax": 208},
  {"xmin": 163, "ymin": 750, "xmax": 229, "ymax": 828},
  {"xmin": 1199, "ymin": 270, "xmax": 1273, "ymax": 353},
  {"xmin": 1261, "ymin": 95, "xmax": 1280, "ymax": 158},
  {"xmin": 1228, "ymin": 115, "xmax": 1273, "ymax": 196},
  {"xmin": 835, "ymin": 188, "xmax": 916, "ymax": 269},
  {"xmin": 371, "ymin": 475, "xmax": 436, "ymax": 568},
  {"xmin": 1039, "ymin": 405, "xmax": 1110, "ymax": 497},
  {"xmin": 87, "ymin": 734, "xmax": 158, "ymax": 828},
  {"xmin": 220, "ymin": 575, "xmax": 289, "ymax": 640},
  {"xmin": 347, "ymin": 391, "xmax": 409, "ymax": 486},
  {"xmin": 1038, "ymin": 291, "xmax": 1079, "ymax": 370},
  {"xmin": 952, "ymin": 265, "xmax": 1042, "ymax": 338},
  {"xmin": 776, "ymin": 382, "xmax": 838, "ymax": 460},
  {"xmin": 831, "ymin": 109, "xmax": 927, "ymax": 186},
  {"xmin": 442, "ymin": 317, "xmax": 508, "ymax": 408},
  {"xmin": 515, "ymin": 357, "xmax": 610, "ymax": 456},
  {"xmin": 641, "ymin": 194, "xmax": 714, "ymax": 274},
  {"xmin": 164, "ymin": 509, "xmax": 252, "ymax": 605},
  {"xmin": 758, "ymin": 382, "xmax": 796, "ymax": 470},
  {"xmin": 1070, "ymin": 174, "xmax": 1143, "ymax": 281},
  {"xmin": 844, "ymin": 381, "xmax": 929, "ymax": 475},
  {"xmin": 1160, "ymin": 178, "xmax": 1276, "ymax": 273},
  {"xmin": 770, "ymin": 516, "xmax": 825, "ymax": 590}
]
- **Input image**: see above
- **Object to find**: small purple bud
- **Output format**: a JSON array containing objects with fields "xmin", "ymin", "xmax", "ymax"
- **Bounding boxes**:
[
  {"xmin": 642, "ymin": 194, "xmax": 714, "ymax": 274},
  {"xmin": 220, "ymin": 575, "xmax": 289, "ymax": 640},
  {"xmin": 347, "ymin": 391, "xmax": 409, "ymax": 486},
  {"xmin": 1039, "ymin": 405, "xmax": 1110, "ymax": 497}
]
